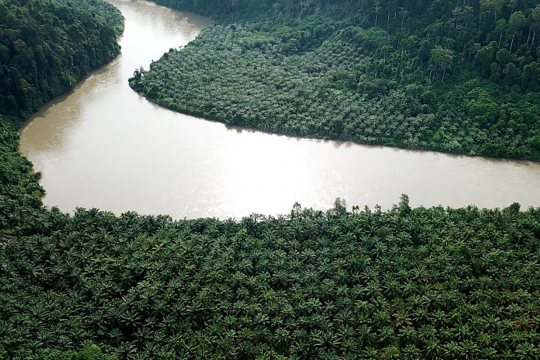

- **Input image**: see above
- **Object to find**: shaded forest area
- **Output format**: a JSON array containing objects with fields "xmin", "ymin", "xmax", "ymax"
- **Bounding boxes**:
[
  {"xmin": 0, "ymin": 0, "xmax": 124, "ymax": 127},
  {"xmin": 131, "ymin": 0, "xmax": 540, "ymax": 160}
]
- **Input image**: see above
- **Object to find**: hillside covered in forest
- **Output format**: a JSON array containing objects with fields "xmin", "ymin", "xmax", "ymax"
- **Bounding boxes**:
[
  {"xmin": 130, "ymin": 0, "xmax": 540, "ymax": 160},
  {"xmin": 0, "ymin": 0, "xmax": 124, "ymax": 127}
]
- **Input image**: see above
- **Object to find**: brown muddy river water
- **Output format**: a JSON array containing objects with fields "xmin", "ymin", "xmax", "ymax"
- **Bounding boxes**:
[{"xmin": 19, "ymin": 0, "xmax": 540, "ymax": 219}]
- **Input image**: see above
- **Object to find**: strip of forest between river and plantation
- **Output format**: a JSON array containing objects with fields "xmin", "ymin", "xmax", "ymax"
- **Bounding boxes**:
[
  {"xmin": 130, "ymin": 0, "xmax": 540, "ymax": 161},
  {"xmin": 1, "ymin": 0, "xmax": 540, "ymax": 359}
]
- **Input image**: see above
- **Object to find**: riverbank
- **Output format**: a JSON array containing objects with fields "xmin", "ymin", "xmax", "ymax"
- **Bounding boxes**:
[{"xmin": 131, "ymin": 1, "xmax": 540, "ymax": 161}]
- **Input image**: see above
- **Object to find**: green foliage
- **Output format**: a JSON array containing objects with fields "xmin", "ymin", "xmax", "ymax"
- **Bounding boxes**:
[
  {"xmin": 131, "ymin": 0, "xmax": 540, "ymax": 160},
  {"xmin": 0, "ymin": 0, "xmax": 124, "ymax": 127},
  {"xmin": 18, "ymin": 345, "xmax": 117, "ymax": 360},
  {"xmin": 130, "ymin": 23, "xmax": 435, "ymax": 150},
  {"xmin": 0, "ymin": 117, "xmax": 44, "ymax": 233}
]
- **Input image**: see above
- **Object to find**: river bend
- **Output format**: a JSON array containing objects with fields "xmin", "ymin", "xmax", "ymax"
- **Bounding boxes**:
[{"xmin": 19, "ymin": 0, "xmax": 540, "ymax": 219}]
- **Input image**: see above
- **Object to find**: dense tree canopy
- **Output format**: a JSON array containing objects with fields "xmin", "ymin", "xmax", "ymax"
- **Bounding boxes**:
[
  {"xmin": 0, "ymin": 0, "xmax": 124, "ymax": 126},
  {"xmin": 131, "ymin": 0, "xmax": 540, "ymax": 160}
]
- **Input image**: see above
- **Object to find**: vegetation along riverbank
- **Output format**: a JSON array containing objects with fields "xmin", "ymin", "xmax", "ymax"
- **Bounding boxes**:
[
  {"xmin": 130, "ymin": 0, "xmax": 540, "ymax": 161},
  {"xmin": 0, "ymin": 0, "xmax": 124, "ymax": 127}
]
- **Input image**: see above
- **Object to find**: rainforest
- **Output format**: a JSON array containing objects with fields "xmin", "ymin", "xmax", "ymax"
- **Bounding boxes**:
[
  {"xmin": 1, "ymin": 0, "xmax": 540, "ymax": 359},
  {"xmin": 0, "ymin": 0, "xmax": 124, "ymax": 127}
]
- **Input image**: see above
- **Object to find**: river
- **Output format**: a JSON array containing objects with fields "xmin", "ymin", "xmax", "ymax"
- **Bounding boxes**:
[{"xmin": 19, "ymin": 0, "xmax": 540, "ymax": 219}]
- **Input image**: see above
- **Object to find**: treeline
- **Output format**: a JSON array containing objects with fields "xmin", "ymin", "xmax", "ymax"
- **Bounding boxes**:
[
  {"xmin": 0, "ymin": 0, "xmax": 124, "ymax": 127},
  {"xmin": 1, "ymin": 131, "xmax": 540, "ymax": 359},
  {"xmin": 1, "ymin": 111, "xmax": 540, "ymax": 359},
  {"xmin": 2, "ymin": 104, "xmax": 540, "ymax": 358},
  {"xmin": 131, "ymin": 0, "xmax": 540, "ymax": 159}
]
